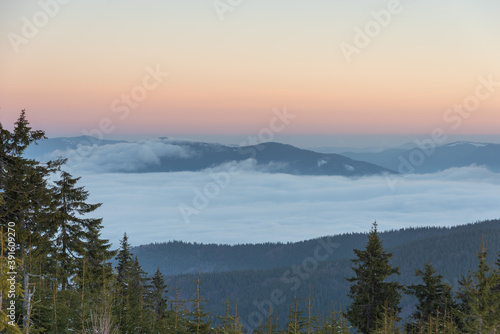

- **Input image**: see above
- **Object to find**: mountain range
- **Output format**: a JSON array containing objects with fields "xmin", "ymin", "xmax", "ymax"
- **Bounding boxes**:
[
  {"xmin": 24, "ymin": 136, "xmax": 500, "ymax": 176},
  {"xmin": 24, "ymin": 136, "xmax": 395, "ymax": 176},
  {"xmin": 336, "ymin": 141, "xmax": 500, "ymax": 173}
]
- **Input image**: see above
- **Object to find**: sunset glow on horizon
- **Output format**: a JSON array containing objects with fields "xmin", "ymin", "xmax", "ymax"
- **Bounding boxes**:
[{"xmin": 1, "ymin": 0, "xmax": 499, "ymax": 139}]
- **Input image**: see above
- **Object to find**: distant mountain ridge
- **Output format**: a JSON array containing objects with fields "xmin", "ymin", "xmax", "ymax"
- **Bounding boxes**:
[
  {"xmin": 26, "ymin": 136, "xmax": 500, "ymax": 175},
  {"xmin": 24, "ymin": 136, "xmax": 396, "ymax": 176},
  {"xmin": 24, "ymin": 135, "xmax": 128, "ymax": 159},
  {"xmin": 340, "ymin": 141, "xmax": 500, "ymax": 173}
]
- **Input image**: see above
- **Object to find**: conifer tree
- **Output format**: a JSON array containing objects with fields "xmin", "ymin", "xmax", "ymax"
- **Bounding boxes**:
[
  {"xmin": 51, "ymin": 170, "xmax": 104, "ymax": 291},
  {"xmin": 457, "ymin": 243, "xmax": 500, "ymax": 334},
  {"xmin": 0, "ymin": 110, "xmax": 62, "ymax": 331},
  {"xmin": 75, "ymin": 229, "xmax": 116, "ymax": 331},
  {"xmin": 115, "ymin": 233, "xmax": 134, "ymax": 333},
  {"xmin": 219, "ymin": 298, "xmax": 245, "ymax": 334},
  {"xmin": 285, "ymin": 297, "xmax": 306, "ymax": 334},
  {"xmin": 318, "ymin": 309, "xmax": 350, "ymax": 334},
  {"xmin": 116, "ymin": 233, "xmax": 133, "ymax": 282},
  {"xmin": 149, "ymin": 267, "xmax": 169, "ymax": 329},
  {"xmin": 373, "ymin": 299, "xmax": 401, "ymax": 334},
  {"xmin": 346, "ymin": 222, "xmax": 402, "ymax": 334},
  {"xmin": 305, "ymin": 287, "xmax": 318, "ymax": 334},
  {"xmin": 407, "ymin": 262, "xmax": 455, "ymax": 327},
  {"xmin": 188, "ymin": 274, "xmax": 212, "ymax": 334},
  {"xmin": 81, "ymin": 227, "xmax": 116, "ymax": 294},
  {"xmin": 170, "ymin": 286, "xmax": 190, "ymax": 332},
  {"xmin": 115, "ymin": 234, "xmax": 150, "ymax": 333}
]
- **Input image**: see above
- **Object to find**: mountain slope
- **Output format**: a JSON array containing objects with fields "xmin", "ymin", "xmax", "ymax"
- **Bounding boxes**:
[
  {"xmin": 342, "ymin": 141, "xmax": 500, "ymax": 173},
  {"xmin": 23, "ymin": 135, "xmax": 128, "ymax": 160},
  {"xmin": 134, "ymin": 220, "xmax": 500, "ymax": 276},
  {"xmin": 25, "ymin": 137, "xmax": 396, "ymax": 176},
  {"xmin": 136, "ymin": 220, "xmax": 500, "ymax": 330}
]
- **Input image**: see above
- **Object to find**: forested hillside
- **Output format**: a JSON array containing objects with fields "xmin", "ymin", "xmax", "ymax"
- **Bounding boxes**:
[
  {"xmin": 134, "ymin": 221, "xmax": 500, "ymax": 276},
  {"xmin": 154, "ymin": 221, "xmax": 500, "ymax": 329}
]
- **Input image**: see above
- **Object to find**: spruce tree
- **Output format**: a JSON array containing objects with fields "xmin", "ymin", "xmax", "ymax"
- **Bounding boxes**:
[
  {"xmin": 81, "ymin": 227, "xmax": 116, "ymax": 293},
  {"xmin": 75, "ymin": 228, "xmax": 116, "ymax": 331},
  {"xmin": 51, "ymin": 170, "xmax": 104, "ymax": 291},
  {"xmin": 116, "ymin": 233, "xmax": 133, "ymax": 283},
  {"xmin": 285, "ymin": 297, "xmax": 307, "ymax": 334},
  {"xmin": 346, "ymin": 222, "xmax": 402, "ymax": 334},
  {"xmin": 149, "ymin": 267, "xmax": 169, "ymax": 329},
  {"xmin": 188, "ymin": 274, "xmax": 212, "ymax": 334},
  {"xmin": 407, "ymin": 262, "xmax": 455, "ymax": 326},
  {"xmin": 115, "ymin": 234, "xmax": 149, "ymax": 333},
  {"xmin": 457, "ymin": 243, "xmax": 500, "ymax": 333},
  {"xmin": 0, "ymin": 110, "xmax": 62, "ymax": 331},
  {"xmin": 115, "ymin": 233, "xmax": 133, "ymax": 333},
  {"xmin": 318, "ymin": 309, "xmax": 350, "ymax": 334},
  {"xmin": 219, "ymin": 298, "xmax": 245, "ymax": 334}
]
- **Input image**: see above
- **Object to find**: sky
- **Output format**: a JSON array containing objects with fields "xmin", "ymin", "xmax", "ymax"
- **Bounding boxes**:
[{"xmin": 1, "ymin": 0, "xmax": 500, "ymax": 146}]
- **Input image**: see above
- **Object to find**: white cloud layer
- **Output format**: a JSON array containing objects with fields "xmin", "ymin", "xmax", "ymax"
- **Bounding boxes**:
[
  {"xmin": 70, "ymin": 166, "xmax": 500, "ymax": 247},
  {"xmin": 50, "ymin": 139, "xmax": 194, "ymax": 172}
]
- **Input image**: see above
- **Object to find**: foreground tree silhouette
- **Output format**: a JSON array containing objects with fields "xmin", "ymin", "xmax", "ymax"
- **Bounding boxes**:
[
  {"xmin": 51, "ymin": 170, "xmax": 104, "ymax": 291},
  {"xmin": 148, "ymin": 267, "xmax": 169, "ymax": 331},
  {"xmin": 346, "ymin": 222, "xmax": 402, "ymax": 334},
  {"xmin": 457, "ymin": 243, "xmax": 500, "ymax": 334},
  {"xmin": 407, "ymin": 262, "xmax": 456, "ymax": 330},
  {"xmin": 0, "ymin": 110, "xmax": 62, "ymax": 331}
]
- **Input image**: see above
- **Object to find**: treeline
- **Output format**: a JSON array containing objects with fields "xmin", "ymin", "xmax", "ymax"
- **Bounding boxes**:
[
  {"xmin": 160, "ymin": 220, "xmax": 500, "ymax": 329},
  {"xmin": 133, "ymin": 224, "xmax": 496, "ymax": 277},
  {"xmin": 1, "ymin": 111, "xmax": 499, "ymax": 333}
]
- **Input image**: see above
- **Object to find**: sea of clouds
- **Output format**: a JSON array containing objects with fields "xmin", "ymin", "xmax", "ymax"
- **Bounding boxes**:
[
  {"xmin": 67, "ymin": 165, "xmax": 500, "ymax": 247},
  {"xmin": 49, "ymin": 139, "xmax": 196, "ymax": 172}
]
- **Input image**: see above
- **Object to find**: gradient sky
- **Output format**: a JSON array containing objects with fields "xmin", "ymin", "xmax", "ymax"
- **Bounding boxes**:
[{"xmin": 1, "ymin": 0, "xmax": 499, "ymax": 143}]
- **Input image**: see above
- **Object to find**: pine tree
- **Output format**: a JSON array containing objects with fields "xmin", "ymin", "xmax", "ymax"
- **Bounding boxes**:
[
  {"xmin": 115, "ymin": 234, "xmax": 150, "ymax": 333},
  {"xmin": 116, "ymin": 233, "xmax": 132, "ymax": 274},
  {"xmin": 373, "ymin": 299, "xmax": 402, "ymax": 334},
  {"xmin": 75, "ymin": 229, "xmax": 116, "ymax": 332},
  {"xmin": 188, "ymin": 274, "xmax": 212, "ymax": 334},
  {"xmin": 407, "ymin": 262, "xmax": 455, "ymax": 327},
  {"xmin": 51, "ymin": 170, "xmax": 103, "ymax": 291},
  {"xmin": 81, "ymin": 227, "xmax": 116, "ymax": 295},
  {"xmin": 115, "ymin": 233, "xmax": 133, "ymax": 333},
  {"xmin": 170, "ymin": 286, "xmax": 190, "ymax": 332},
  {"xmin": 305, "ymin": 286, "xmax": 318, "ymax": 334},
  {"xmin": 129, "ymin": 256, "xmax": 149, "ymax": 332},
  {"xmin": 253, "ymin": 311, "xmax": 278, "ymax": 334},
  {"xmin": 318, "ymin": 309, "xmax": 350, "ymax": 334},
  {"xmin": 346, "ymin": 222, "xmax": 403, "ymax": 334},
  {"xmin": 0, "ymin": 110, "xmax": 63, "ymax": 331},
  {"xmin": 149, "ymin": 267, "xmax": 169, "ymax": 330},
  {"xmin": 457, "ymin": 243, "xmax": 500, "ymax": 334},
  {"xmin": 285, "ymin": 297, "xmax": 306, "ymax": 334},
  {"xmin": 218, "ymin": 298, "xmax": 245, "ymax": 334}
]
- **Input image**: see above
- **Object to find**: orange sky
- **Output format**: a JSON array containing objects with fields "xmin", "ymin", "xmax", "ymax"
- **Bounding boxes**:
[{"xmin": 1, "ymin": 0, "xmax": 499, "ymax": 138}]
